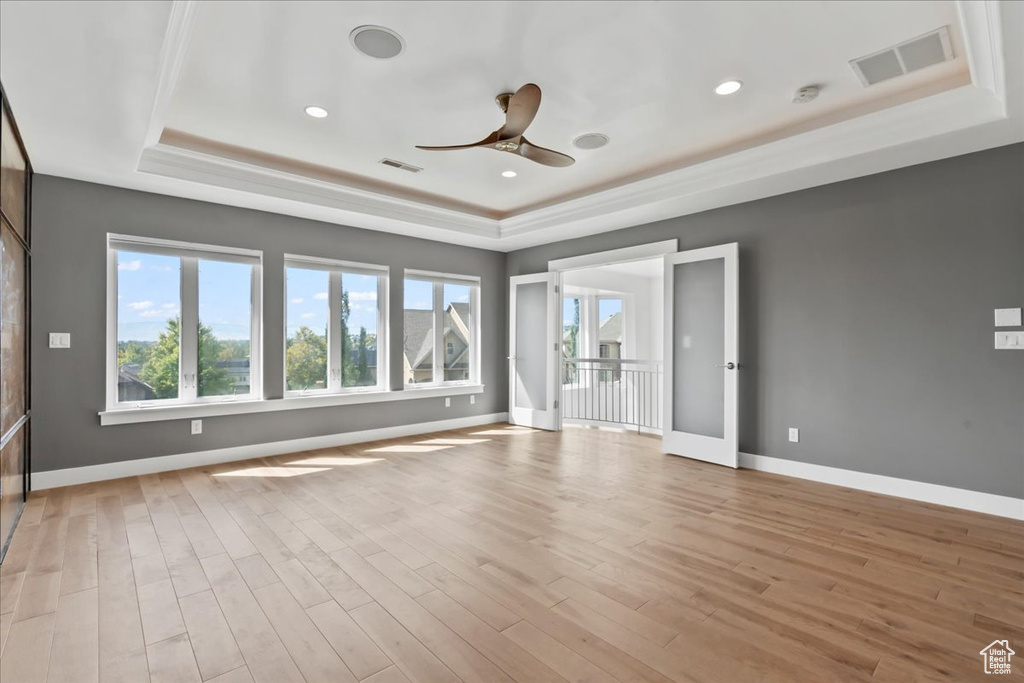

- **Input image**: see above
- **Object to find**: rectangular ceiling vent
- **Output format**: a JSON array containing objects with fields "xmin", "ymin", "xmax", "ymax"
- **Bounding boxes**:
[
  {"xmin": 850, "ymin": 26, "xmax": 954, "ymax": 87},
  {"xmin": 378, "ymin": 158, "xmax": 422, "ymax": 173}
]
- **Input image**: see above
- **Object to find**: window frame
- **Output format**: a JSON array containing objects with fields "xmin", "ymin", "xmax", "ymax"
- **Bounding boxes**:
[
  {"xmin": 283, "ymin": 254, "xmax": 390, "ymax": 397},
  {"xmin": 403, "ymin": 269, "xmax": 480, "ymax": 388},
  {"xmin": 106, "ymin": 234, "xmax": 263, "ymax": 411}
]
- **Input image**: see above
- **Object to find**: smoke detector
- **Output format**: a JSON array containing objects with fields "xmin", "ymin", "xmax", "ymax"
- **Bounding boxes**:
[
  {"xmin": 850, "ymin": 26, "xmax": 954, "ymax": 87},
  {"xmin": 792, "ymin": 86, "xmax": 820, "ymax": 104}
]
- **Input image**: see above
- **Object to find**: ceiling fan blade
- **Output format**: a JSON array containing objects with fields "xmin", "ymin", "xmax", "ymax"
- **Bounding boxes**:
[
  {"xmin": 416, "ymin": 131, "xmax": 500, "ymax": 151},
  {"xmin": 499, "ymin": 83, "xmax": 541, "ymax": 139},
  {"xmin": 517, "ymin": 137, "xmax": 575, "ymax": 167}
]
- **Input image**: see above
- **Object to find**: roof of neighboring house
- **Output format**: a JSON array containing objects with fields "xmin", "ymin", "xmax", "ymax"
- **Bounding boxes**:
[
  {"xmin": 118, "ymin": 368, "xmax": 156, "ymax": 398},
  {"xmin": 404, "ymin": 303, "xmax": 469, "ymax": 370},
  {"xmin": 599, "ymin": 312, "xmax": 622, "ymax": 344}
]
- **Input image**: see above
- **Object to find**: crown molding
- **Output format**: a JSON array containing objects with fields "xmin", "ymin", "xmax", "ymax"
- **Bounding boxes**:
[
  {"xmin": 141, "ymin": 0, "xmax": 202, "ymax": 150},
  {"xmin": 131, "ymin": 0, "xmax": 1020, "ymax": 253},
  {"xmin": 138, "ymin": 142, "xmax": 502, "ymax": 242}
]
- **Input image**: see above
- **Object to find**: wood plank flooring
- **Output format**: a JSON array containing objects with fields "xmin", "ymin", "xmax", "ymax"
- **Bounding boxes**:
[{"xmin": 1, "ymin": 423, "xmax": 1021, "ymax": 682}]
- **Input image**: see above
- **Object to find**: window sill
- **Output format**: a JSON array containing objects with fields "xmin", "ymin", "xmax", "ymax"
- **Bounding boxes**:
[{"xmin": 99, "ymin": 384, "xmax": 485, "ymax": 426}]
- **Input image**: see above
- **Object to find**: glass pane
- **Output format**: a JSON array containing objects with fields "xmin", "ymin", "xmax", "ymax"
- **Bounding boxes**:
[
  {"xmin": 341, "ymin": 272, "xmax": 380, "ymax": 388},
  {"xmin": 0, "ymin": 425, "xmax": 25, "ymax": 550},
  {"xmin": 198, "ymin": 260, "xmax": 253, "ymax": 398},
  {"xmin": 403, "ymin": 279, "xmax": 433, "ymax": 384},
  {"xmin": 1, "ymin": 105, "xmax": 28, "ymax": 237},
  {"xmin": 514, "ymin": 281, "xmax": 547, "ymax": 410},
  {"xmin": 561, "ymin": 296, "xmax": 580, "ymax": 384},
  {"xmin": 672, "ymin": 259, "xmax": 725, "ymax": 438},
  {"xmin": 286, "ymin": 267, "xmax": 329, "ymax": 391},
  {"xmin": 117, "ymin": 250, "xmax": 181, "ymax": 401},
  {"xmin": 1, "ymin": 222, "xmax": 26, "ymax": 432},
  {"xmin": 443, "ymin": 283, "xmax": 471, "ymax": 382}
]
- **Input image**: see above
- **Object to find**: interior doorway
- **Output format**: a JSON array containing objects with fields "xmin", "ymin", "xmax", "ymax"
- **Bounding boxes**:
[
  {"xmin": 508, "ymin": 239, "xmax": 741, "ymax": 469},
  {"xmin": 559, "ymin": 257, "xmax": 664, "ymax": 434}
]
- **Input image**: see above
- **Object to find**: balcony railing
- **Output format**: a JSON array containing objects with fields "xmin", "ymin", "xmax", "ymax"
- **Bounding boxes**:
[{"xmin": 561, "ymin": 358, "xmax": 662, "ymax": 432}]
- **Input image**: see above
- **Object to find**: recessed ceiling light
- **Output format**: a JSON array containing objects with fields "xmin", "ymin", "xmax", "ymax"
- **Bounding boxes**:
[
  {"xmin": 714, "ymin": 80, "xmax": 743, "ymax": 96},
  {"xmin": 304, "ymin": 105, "xmax": 329, "ymax": 118},
  {"xmin": 350, "ymin": 25, "xmax": 405, "ymax": 60},
  {"xmin": 501, "ymin": 170, "xmax": 517, "ymax": 178},
  {"xmin": 573, "ymin": 133, "xmax": 610, "ymax": 150}
]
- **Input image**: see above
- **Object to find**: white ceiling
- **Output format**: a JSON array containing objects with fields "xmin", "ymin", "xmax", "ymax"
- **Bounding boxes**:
[
  {"xmin": 1, "ymin": 1, "xmax": 1021, "ymax": 251},
  {"xmin": 167, "ymin": 1, "xmax": 968, "ymax": 216}
]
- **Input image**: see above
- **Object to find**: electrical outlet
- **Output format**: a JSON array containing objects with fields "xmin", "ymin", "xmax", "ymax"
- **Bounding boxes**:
[
  {"xmin": 470, "ymin": 395, "xmax": 475, "ymax": 405},
  {"xmin": 788, "ymin": 427, "xmax": 799, "ymax": 443},
  {"xmin": 191, "ymin": 420, "xmax": 202, "ymax": 435},
  {"xmin": 444, "ymin": 397, "xmax": 451, "ymax": 408}
]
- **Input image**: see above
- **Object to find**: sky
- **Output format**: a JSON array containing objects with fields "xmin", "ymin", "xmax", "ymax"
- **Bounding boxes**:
[
  {"xmin": 117, "ymin": 251, "xmax": 470, "ymax": 344},
  {"xmin": 118, "ymin": 252, "xmax": 256, "ymax": 343},
  {"xmin": 561, "ymin": 296, "xmax": 622, "ymax": 328}
]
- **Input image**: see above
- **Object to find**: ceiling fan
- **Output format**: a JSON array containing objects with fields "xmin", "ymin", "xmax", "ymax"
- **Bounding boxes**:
[{"xmin": 416, "ymin": 83, "xmax": 575, "ymax": 168}]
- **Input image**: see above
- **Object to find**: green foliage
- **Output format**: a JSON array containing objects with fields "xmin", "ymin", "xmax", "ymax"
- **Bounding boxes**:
[
  {"xmin": 139, "ymin": 318, "xmax": 181, "ymax": 399},
  {"xmin": 286, "ymin": 326, "xmax": 328, "ymax": 390},
  {"xmin": 135, "ymin": 317, "xmax": 235, "ymax": 398},
  {"xmin": 357, "ymin": 327, "xmax": 370, "ymax": 384},
  {"xmin": 197, "ymin": 324, "xmax": 232, "ymax": 396},
  {"xmin": 118, "ymin": 340, "xmax": 153, "ymax": 368}
]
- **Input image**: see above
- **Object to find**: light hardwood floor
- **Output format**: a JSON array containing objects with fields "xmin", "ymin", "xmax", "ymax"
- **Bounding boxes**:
[{"xmin": 1, "ymin": 423, "xmax": 1021, "ymax": 682}]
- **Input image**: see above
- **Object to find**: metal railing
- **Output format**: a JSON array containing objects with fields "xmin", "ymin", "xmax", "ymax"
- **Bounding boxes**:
[{"xmin": 561, "ymin": 358, "xmax": 662, "ymax": 431}]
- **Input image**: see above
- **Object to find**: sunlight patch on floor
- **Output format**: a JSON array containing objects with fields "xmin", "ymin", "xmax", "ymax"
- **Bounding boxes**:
[
  {"xmin": 416, "ymin": 438, "xmax": 491, "ymax": 445},
  {"xmin": 365, "ymin": 444, "xmax": 453, "ymax": 453},
  {"xmin": 285, "ymin": 456, "xmax": 384, "ymax": 466},
  {"xmin": 213, "ymin": 466, "xmax": 330, "ymax": 478}
]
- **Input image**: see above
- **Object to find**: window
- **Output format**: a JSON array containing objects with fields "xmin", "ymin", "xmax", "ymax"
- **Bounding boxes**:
[
  {"xmin": 404, "ymin": 271, "xmax": 479, "ymax": 386},
  {"xmin": 562, "ymin": 296, "xmax": 581, "ymax": 384},
  {"xmin": 285, "ymin": 255, "xmax": 388, "ymax": 395},
  {"xmin": 108, "ymin": 235, "xmax": 261, "ymax": 409}
]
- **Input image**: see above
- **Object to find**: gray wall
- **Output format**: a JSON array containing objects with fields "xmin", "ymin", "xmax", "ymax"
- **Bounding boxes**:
[
  {"xmin": 31, "ymin": 176, "xmax": 507, "ymax": 473},
  {"xmin": 508, "ymin": 144, "xmax": 1024, "ymax": 498}
]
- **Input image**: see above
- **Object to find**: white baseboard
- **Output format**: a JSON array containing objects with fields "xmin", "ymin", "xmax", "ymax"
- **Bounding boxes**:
[
  {"xmin": 31, "ymin": 412, "xmax": 508, "ymax": 490},
  {"xmin": 740, "ymin": 452, "xmax": 1024, "ymax": 521}
]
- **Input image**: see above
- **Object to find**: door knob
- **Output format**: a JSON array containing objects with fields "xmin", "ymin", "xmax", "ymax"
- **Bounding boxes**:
[{"xmin": 716, "ymin": 362, "xmax": 736, "ymax": 370}]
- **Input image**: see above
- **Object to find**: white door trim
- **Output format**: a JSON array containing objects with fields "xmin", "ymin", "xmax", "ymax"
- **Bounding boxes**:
[
  {"xmin": 547, "ymin": 240, "xmax": 678, "ymax": 272},
  {"xmin": 663, "ymin": 243, "xmax": 739, "ymax": 468}
]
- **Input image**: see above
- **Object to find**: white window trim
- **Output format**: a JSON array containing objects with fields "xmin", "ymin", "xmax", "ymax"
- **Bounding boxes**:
[
  {"xmin": 98, "ymin": 384, "xmax": 485, "ymax": 426},
  {"xmin": 106, "ymin": 234, "xmax": 263, "ymax": 412},
  {"xmin": 403, "ymin": 269, "xmax": 481, "ymax": 388},
  {"xmin": 283, "ymin": 254, "xmax": 389, "ymax": 397}
]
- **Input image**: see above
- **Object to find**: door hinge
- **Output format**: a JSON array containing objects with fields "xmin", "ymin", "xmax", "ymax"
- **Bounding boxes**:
[
  {"xmin": 554, "ymin": 342, "xmax": 559, "ymax": 351},
  {"xmin": 554, "ymin": 399, "xmax": 559, "ymax": 409},
  {"xmin": 554, "ymin": 285, "xmax": 559, "ymax": 293}
]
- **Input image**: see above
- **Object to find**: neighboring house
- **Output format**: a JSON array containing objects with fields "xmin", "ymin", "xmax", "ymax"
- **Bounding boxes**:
[
  {"xmin": 404, "ymin": 303, "xmax": 470, "ymax": 383},
  {"xmin": 117, "ymin": 365, "xmax": 156, "ymax": 402},
  {"xmin": 598, "ymin": 311, "xmax": 622, "ymax": 360},
  {"xmin": 216, "ymin": 358, "xmax": 250, "ymax": 395}
]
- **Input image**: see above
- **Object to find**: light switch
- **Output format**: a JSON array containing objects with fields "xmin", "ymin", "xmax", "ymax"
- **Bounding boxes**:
[
  {"xmin": 995, "ymin": 331, "xmax": 1024, "ymax": 350},
  {"xmin": 49, "ymin": 332, "xmax": 71, "ymax": 349},
  {"xmin": 995, "ymin": 308, "xmax": 1022, "ymax": 327}
]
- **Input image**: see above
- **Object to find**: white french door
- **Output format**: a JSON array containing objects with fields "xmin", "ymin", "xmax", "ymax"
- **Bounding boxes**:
[
  {"xmin": 508, "ymin": 273, "xmax": 560, "ymax": 430},
  {"xmin": 663, "ymin": 243, "xmax": 739, "ymax": 467}
]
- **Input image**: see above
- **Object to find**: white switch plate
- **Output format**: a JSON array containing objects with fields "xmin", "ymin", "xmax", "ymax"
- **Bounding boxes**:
[
  {"xmin": 995, "ymin": 308, "xmax": 1022, "ymax": 327},
  {"xmin": 788, "ymin": 428, "xmax": 800, "ymax": 443},
  {"xmin": 48, "ymin": 332, "xmax": 71, "ymax": 349},
  {"xmin": 995, "ymin": 331, "xmax": 1024, "ymax": 350},
  {"xmin": 191, "ymin": 419, "xmax": 202, "ymax": 435},
  {"xmin": 470, "ymin": 395, "xmax": 475, "ymax": 405}
]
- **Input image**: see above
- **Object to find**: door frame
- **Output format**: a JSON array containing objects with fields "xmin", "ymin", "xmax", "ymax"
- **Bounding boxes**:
[
  {"xmin": 508, "ymin": 272, "xmax": 561, "ymax": 430},
  {"xmin": 662, "ymin": 242, "xmax": 739, "ymax": 468}
]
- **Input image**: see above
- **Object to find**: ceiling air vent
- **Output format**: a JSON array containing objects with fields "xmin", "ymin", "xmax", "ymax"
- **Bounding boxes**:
[
  {"xmin": 850, "ymin": 26, "xmax": 954, "ymax": 86},
  {"xmin": 378, "ymin": 158, "xmax": 422, "ymax": 173}
]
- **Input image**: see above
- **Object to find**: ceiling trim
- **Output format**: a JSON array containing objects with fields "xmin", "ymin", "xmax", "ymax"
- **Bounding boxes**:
[
  {"xmin": 131, "ymin": 0, "xmax": 1020, "ymax": 253},
  {"xmin": 141, "ymin": 0, "xmax": 201, "ymax": 149}
]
